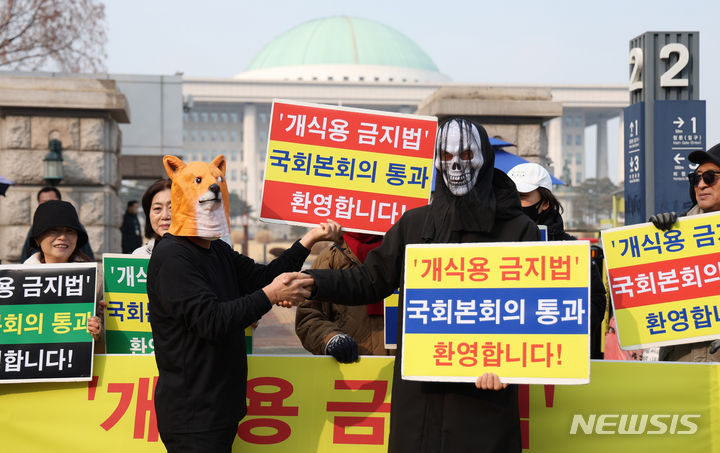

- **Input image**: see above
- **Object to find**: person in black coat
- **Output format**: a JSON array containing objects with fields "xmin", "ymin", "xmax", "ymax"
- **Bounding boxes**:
[
  {"xmin": 305, "ymin": 117, "xmax": 539, "ymax": 453},
  {"xmin": 508, "ymin": 163, "xmax": 607, "ymax": 359},
  {"xmin": 120, "ymin": 200, "xmax": 142, "ymax": 253}
]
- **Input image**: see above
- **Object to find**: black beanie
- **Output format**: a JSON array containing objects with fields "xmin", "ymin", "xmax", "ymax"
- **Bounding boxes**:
[{"xmin": 31, "ymin": 200, "xmax": 89, "ymax": 249}]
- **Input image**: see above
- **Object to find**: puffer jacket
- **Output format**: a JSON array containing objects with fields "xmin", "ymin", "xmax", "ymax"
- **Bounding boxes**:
[{"xmin": 295, "ymin": 239, "xmax": 393, "ymax": 357}]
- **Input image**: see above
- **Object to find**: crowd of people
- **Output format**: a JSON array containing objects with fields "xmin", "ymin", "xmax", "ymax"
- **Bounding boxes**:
[{"xmin": 9, "ymin": 115, "xmax": 720, "ymax": 452}]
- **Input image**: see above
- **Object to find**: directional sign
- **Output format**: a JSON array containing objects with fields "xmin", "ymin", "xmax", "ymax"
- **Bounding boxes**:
[
  {"xmin": 624, "ymin": 102, "xmax": 646, "ymax": 225},
  {"xmin": 653, "ymin": 100, "xmax": 706, "ymax": 214},
  {"xmin": 626, "ymin": 31, "xmax": 702, "ymax": 224}
]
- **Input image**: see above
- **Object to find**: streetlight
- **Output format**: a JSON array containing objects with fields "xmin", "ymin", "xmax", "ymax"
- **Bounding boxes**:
[{"xmin": 43, "ymin": 139, "xmax": 64, "ymax": 186}]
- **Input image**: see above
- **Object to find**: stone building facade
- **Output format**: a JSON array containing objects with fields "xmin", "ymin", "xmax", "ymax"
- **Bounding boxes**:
[{"xmin": 0, "ymin": 75, "xmax": 129, "ymax": 263}]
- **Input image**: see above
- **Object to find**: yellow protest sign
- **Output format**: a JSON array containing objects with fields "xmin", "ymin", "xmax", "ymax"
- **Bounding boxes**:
[
  {"xmin": 602, "ymin": 212, "xmax": 720, "ymax": 349},
  {"xmin": 402, "ymin": 242, "xmax": 590, "ymax": 384}
]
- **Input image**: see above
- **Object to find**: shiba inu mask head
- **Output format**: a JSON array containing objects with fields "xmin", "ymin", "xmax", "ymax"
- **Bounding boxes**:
[{"xmin": 163, "ymin": 155, "xmax": 230, "ymax": 241}]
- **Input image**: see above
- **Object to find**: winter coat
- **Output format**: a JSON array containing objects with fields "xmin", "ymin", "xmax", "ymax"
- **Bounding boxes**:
[
  {"xmin": 296, "ymin": 239, "xmax": 393, "ymax": 356},
  {"xmin": 538, "ymin": 210, "xmax": 607, "ymax": 359},
  {"xmin": 307, "ymin": 177, "xmax": 539, "ymax": 453},
  {"xmin": 121, "ymin": 212, "xmax": 142, "ymax": 254}
]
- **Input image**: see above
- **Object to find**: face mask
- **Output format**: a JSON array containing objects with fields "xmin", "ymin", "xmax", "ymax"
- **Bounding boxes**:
[
  {"xmin": 522, "ymin": 200, "xmax": 543, "ymax": 222},
  {"xmin": 434, "ymin": 119, "xmax": 484, "ymax": 197}
]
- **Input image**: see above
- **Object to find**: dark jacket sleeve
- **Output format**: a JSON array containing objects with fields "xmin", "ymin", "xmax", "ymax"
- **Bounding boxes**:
[
  {"xmin": 153, "ymin": 247, "xmax": 273, "ymax": 341},
  {"xmin": 296, "ymin": 242, "xmax": 355, "ymax": 354},
  {"xmin": 307, "ymin": 220, "xmax": 407, "ymax": 306},
  {"xmin": 589, "ymin": 261, "xmax": 607, "ymax": 328},
  {"xmin": 230, "ymin": 240, "xmax": 311, "ymax": 291}
]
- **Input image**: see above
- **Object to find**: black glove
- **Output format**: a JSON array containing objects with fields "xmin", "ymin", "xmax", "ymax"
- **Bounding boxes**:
[
  {"xmin": 326, "ymin": 334, "xmax": 359, "ymax": 363},
  {"xmin": 710, "ymin": 339, "xmax": 720, "ymax": 355},
  {"xmin": 648, "ymin": 212, "xmax": 677, "ymax": 231}
]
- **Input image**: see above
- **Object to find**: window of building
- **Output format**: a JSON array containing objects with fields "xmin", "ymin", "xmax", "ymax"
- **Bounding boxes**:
[
  {"xmin": 200, "ymin": 112, "xmax": 208, "ymax": 123},
  {"xmin": 575, "ymin": 134, "xmax": 582, "ymax": 146},
  {"xmin": 574, "ymin": 116, "xmax": 583, "ymax": 128},
  {"xmin": 576, "ymin": 153, "xmax": 583, "ymax": 164},
  {"xmin": 183, "ymin": 113, "xmax": 189, "ymax": 123},
  {"xmin": 211, "ymin": 113, "xmax": 218, "ymax": 123},
  {"xmin": 220, "ymin": 131, "xmax": 227, "ymax": 142},
  {"xmin": 211, "ymin": 131, "xmax": 218, "ymax": 142},
  {"xmin": 183, "ymin": 130, "xmax": 188, "ymax": 141},
  {"xmin": 565, "ymin": 117, "xmax": 573, "ymax": 128},
  {"xmin": 576, "ymin": 172, "xmax": 582, "ymax": 185},
  {"xmin": 231, "ymin": 169, "xmax": 238, "ymax": 181},
  {"xmin": 191, "ymin": 112, "xmax": 199, "ymax": 122},
  {"xmin": 231, "ymin": 151, "xmax": 237, "ymax": 161},
  {"xmin": 191, "ymin": 131, "xmax": 199, "ymax": 142},
  {"xmin": 201, "ymin": 131, "xmax": 208, "ymax": 142},
  {"xmin": 566, "ymin": 134, "xmax": 572, "ymax": 146},
  {"xmin": 230, "ymin": 131, "xmax": 239, "ymax": 142},
  {"xmin": 230, "ymin": 113, "xmax": 239, "ymax": 123}
]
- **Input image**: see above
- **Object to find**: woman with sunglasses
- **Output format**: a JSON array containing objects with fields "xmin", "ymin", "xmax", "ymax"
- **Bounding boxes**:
[{"xmin": 650, "ymin": 142, "xmax": 720, "ymax": 362}]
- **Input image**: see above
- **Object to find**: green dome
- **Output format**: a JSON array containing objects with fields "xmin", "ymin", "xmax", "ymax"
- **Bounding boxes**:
[{"xmin": 246, "ymin": 16, "xmax": 439, "ymax": 73}]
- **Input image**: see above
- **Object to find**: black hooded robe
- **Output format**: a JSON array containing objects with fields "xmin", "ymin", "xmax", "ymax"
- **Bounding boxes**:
[{"xmin": 308, "ymin": 121, "xmax": 539, "ymax": 453}]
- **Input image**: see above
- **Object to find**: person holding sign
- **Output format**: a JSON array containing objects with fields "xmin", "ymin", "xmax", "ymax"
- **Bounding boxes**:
[
  {"xmin": 148, "ymin": 155, "xmax": 342, "ymax": 453},
  {"xmin": 24, "ymin": 200, "xmax": 103, "ymax": 342},
  {"xmin": 295, "ymin": 232, "xmax": 393, "ymax": 362},
  {"xmin": 133, "ymin": 178, "xmax": 172, "ymax": 257},
  {"xmin": 303, "ymin": 118, "xmax": 539, "ymax": 453},
  {"xmin": 507, "ymin": 162, "xmax": 607, "ymax": 359},
  {"xmin": 649, "ymin": 142, "xmax": 720, "ymax": 362}
]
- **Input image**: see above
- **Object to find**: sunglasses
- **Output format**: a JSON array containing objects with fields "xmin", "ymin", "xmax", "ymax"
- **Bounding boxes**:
[{"xmin": 689, "ymin": 170, "xmax": 720, "ymax": 187}]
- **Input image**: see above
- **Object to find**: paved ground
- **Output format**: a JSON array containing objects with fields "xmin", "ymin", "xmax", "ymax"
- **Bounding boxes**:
[{"xmin": 251, "ymin": 305, "xmax": 311, "ymax": 355}]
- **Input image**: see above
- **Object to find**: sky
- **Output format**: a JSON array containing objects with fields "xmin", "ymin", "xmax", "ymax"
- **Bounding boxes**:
[{"xmin": 103, "ymin": 0, "xmax": 719, "ymax": 183}]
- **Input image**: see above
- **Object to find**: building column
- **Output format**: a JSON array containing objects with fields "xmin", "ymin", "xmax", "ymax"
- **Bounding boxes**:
[
  {"xmin": 596, "ymin": 117, "xmax": 609, "ymax": 180},
  {"xmin": 242, "ymin": 104, "xmax": 258, "ymax": 224}
]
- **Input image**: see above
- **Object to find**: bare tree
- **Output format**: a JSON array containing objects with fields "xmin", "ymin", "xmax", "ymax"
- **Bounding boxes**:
[{"xmin": 0, "ymin": 0, "xmax": 106, "ymax": 72}]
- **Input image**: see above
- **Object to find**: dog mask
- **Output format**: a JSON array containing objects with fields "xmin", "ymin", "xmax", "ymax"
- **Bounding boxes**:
[{"xmin": 163, "ymin": 155, "xmax": 230, "ymax": 241}]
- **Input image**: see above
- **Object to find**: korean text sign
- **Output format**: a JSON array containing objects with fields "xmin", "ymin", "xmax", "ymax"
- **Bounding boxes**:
[
  {"xmin": 402, "ymin": 242, "xmax": 590, "ymax": 384},
  {"xmin": 2, "ymin": 357, "xmax": 718, "ymax": 452},
  {"xmin": 103, "ymin": 254, "xmax": 153, "ymax": 354},
  {"xmin": 260, "ymin": 100, "xmax": 437, "ymax": 234},
  {"xmin": 602, "ymin": 212, "xmax": 720, "ymax": 349},
  {"xmin": 0, "ymin": 263, "xmax": 96, "ymax": 383}
]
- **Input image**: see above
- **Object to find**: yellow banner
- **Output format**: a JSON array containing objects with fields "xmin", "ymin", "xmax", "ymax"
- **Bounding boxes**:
[
  {"xmin": 0, "ymin": 357, "xmax": 718, "ymax": 452},
  {"xmin": 265, "ymin": 140, "xmax": 433, "ymax": 199}
]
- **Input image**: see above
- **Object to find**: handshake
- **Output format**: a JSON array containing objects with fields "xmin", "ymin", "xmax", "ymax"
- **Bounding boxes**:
[{"xmin": 263, "ymin": 272, "xmax": 316, "ymax": 308}]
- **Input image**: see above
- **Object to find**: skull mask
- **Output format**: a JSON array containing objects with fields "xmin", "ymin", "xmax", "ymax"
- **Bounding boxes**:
[{"xmin": 434, "ymin": 119, "xmax": 484, "ymax": 197}]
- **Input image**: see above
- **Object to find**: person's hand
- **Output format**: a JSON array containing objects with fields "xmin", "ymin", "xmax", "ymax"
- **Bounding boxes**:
[
  {"xmin": 263, "ymin": 272, "xmax": 314, "ymax": 307},
  {"xmin": 326, "ymin": 334, "xmax": 359, "ymax": 363},
  {"xmin": 300, "ymin": 219, "xmax": 343, "ymax": 249},
  {"xmin": 648, "ymin": 212, "xmax": 677, "ymax": 231},
  {"xmin": 96, "ymin": 299, "xmax": 107, "ymax": 317},
  {"xmin": 475, "ymin": 372, "xmax": 508, "ymax": 391},
  {"xmin": 87, "ymin": 316, "xmax": 102, "ymax": 341}
]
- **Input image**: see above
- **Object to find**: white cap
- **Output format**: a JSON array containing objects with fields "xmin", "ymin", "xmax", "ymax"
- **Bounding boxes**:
[{"xmin": 507, "ymin": 163, "xmax": 553, "ymax": 193}]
